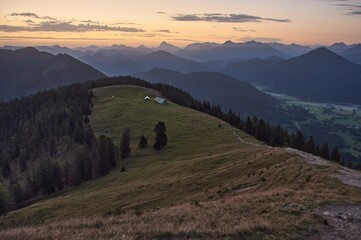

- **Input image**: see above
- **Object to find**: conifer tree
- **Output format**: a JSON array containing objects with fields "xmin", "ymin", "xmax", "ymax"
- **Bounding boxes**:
[
  {"xmin": 244, "ymin": 116, "xmax": 253, "ymax": 134},
  {"xmin": 320, "ymin": 142, "xmax": 329, "ymax": 160},
  {"xmin": 331, "ymin": 146, "xmax": 341, "ymax": 162},
  {"xmin": 293, "ymin": 131, "xmax": 305, "ymax": 150},
  {"xmin": 120, "ymin": 129, "xmax": 131, "ymax": 159},
  {"xmin": 98, "ymin": 135, "xmax": 110, "ymax": 176},
  {"xmin": 138, "ymin": 135, "xmax": 148, "ymax": 149},
  {"xmin": 304, "ymin": 136, "xmax": 315, "ymax": 154},
  {"xmin": 153, "ymin": 122, "xmax": 167, "ymax": 150}
]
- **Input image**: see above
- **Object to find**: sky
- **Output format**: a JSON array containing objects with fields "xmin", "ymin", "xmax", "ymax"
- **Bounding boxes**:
[{"xmin": 0, "ymin": 0, "xmax": 360, "ymax": 47}]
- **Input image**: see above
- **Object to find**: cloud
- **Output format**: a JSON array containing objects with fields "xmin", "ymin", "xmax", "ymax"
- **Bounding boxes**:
[
  {"xmin": 240, "ymin": 36, "xmax": 282, "ymax": 42},
  {"xmin": 172, "ymin": 13, "xmax": 290, "ymax": 23},
  {"xmin": 10, "ymin": 12, "xmax": 57, "ymax": 20},
  {"xmin": 112, "ymin": 22, "xmax": 137, "ymax": 25},
  {"xmin": 0, "ymin": 35, "xmax": 126, "ymax": 41},
  {"xmin": 348, "ymin": 10, "xmax": 361, "ymax": 15},
  {"xmin": 11, "ymin": 12, "xmax": 39, "ymax": 18},
  {"xmin": 338, "ymin": 3, "xmax": 361, "ymax": 15},
  {"xmin": 156, "ymin": 12, "xmax": 166, "ymax": 14},
  {"xmin": 4, "ymin": 12, "xmax": 144, "ymax": 33},
  {"xmin": 0, "ymin": 21, "xmax": 145, "ymax": 33},
  {"xmin": 76, "ymin": 19, "xmax": 100, "ymax": 24},
  {"xmin": 154, "ymin": 29, "xmax": 178, "ymax": 34},
  {"xmin": 320, "ymin": 0, "xmax": 361, "ymax": 15},
  {"xmin": 169, "ymin": 38, "xmax": 197, "ymax": 42},
  {"xmin": 233, "ymin": 27, "xmax": 255, "ymax": 32}
]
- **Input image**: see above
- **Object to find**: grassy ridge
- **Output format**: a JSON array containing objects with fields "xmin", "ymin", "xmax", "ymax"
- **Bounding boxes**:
[{"xmin": 1, "ymin": 85, "xmax": 360, "ymax": 239}]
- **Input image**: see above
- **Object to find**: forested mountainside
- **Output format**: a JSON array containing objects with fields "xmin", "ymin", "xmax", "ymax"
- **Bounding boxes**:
[
  {"xmin": 223, "ymin": 48, "xmax": 361, "ymax": 104},
  {"xmin": 0, "ymin": 47, "xmax": 105, "ymax": 101}
]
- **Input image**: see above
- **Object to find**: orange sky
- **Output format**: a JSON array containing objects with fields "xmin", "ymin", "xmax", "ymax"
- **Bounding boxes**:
[{"xmin": 0, "ymin": 0, "xmax": 360, "ymax": 47}]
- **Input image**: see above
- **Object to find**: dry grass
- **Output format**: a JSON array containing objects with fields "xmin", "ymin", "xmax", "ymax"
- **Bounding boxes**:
[
  {"xmin": 0, "ymin": 193, "xmax": 277, "ymax": 240},
  {"xmin": 1, "ymin": 86, "xmax": 361, "ymax": 239}
]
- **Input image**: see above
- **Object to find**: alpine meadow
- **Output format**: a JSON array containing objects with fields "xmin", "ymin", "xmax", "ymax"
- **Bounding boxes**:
[{"xmin": 0, "ymin": 0, "xmax": 361, "ymax": 239}]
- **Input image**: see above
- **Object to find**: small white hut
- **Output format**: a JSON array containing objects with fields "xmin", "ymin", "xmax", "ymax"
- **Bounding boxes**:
[{"xmin": 144, "ymin": 96, "xmax": 150, "ymax": 101}]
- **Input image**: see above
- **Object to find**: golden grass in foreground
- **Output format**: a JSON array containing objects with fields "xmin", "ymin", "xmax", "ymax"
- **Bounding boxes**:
[{"xmin": 1, "ymin": 85, "xmax": 361, "ymax": 239}]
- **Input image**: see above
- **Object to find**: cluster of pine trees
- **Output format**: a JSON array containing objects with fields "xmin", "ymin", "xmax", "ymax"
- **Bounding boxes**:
[
  {"xmin": 0, "ymin": 84, "xmax": 117, "ymax": 213},
  {"xmin": 119, "ymin": 122, "xmax": 168, "ymax": 160},
  {"xmin": 241, "ymin": 116, "xmax": 341, "ymax": 162}
]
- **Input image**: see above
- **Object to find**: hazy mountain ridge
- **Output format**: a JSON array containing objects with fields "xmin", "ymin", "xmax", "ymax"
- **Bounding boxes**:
[
  {"xmin": 223, "ymin": 48, "xmax": 361, "ymax": 104},
  {"xmin": 134, "ymin": 68, "xmax": 292, "ymax": 123},
  {"xmin": 80, "ymin": 50, "xmax": 216, "ymax": 76},
  {"xmin": 0, "ymin": 47, "xmax": 106, "ymax": 100}
]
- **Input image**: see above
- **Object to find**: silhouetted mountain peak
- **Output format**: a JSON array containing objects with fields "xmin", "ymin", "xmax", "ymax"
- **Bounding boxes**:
[
  {"xmin": 159, "ymin": 41, "xmax": 172, "ymax": 47},
  {"xmin": 242, "ymin": 41, "xmax": 265, "ymax": 48},
  {"xmin": 292, "ymin": 47, "xmax": 352, "ymax": 65},
  {"xmin": 345, "ymin": 44, "xmax": 361, "ymax": 52},
  {"xmin": 0, "ymin": 48, "xmax": 105, "ymax": 100},
  {"xmin": 154, "ymin": 41, "xmax": 180, "ymax": 53},
  {"xmin": 15, "ymin": 47, "xmax": 41, "ymax": 54},
  {"xmin": 223, "ymin": 40, "xmax": 235, "ymax": 45},
  {"xmin": 148, "ymin": 50, "xmax": 175, "ymax": 57},
  {"xmin": 289, "ymin": 43, "xmax": 302, "ymax": 47},
  {"xmin": 330, "ymin": 42, "xmax": 347, "ymax": 48}
]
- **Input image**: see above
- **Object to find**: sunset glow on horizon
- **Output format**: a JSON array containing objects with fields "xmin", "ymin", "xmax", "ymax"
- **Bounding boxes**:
[{"xmin": 0, "ymin": 0, "xmax": 360, "ymax": 47}]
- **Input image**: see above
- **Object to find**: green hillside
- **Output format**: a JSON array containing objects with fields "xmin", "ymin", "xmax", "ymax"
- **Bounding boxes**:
[{"xmin": 1, "ymin": 85, "xmax": 361, "ymax": 239}]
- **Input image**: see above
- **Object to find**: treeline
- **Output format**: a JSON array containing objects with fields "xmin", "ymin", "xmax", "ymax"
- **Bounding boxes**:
[
  {"xmin": 241, "ymin": 116, "xmax": 341, "ymax": 162},
  {"xmin": 0, "ymin": 84, "xmax": 117, "ymax": 213}
]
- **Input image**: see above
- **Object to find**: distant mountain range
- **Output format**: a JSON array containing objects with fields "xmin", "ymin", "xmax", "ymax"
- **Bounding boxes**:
[
  {"xmin": 2, "ymin": 41, "xmax": 360, "ymax": 64},
  {"xmin": 80, "ymin": 50, "xmax": 216, "ymax": 76},
  {"xmin": 1, "ymin": 41, "xmax": 360, "ymax": 104},
  {"xmin": 223, "ymin": 48, "xmax": 361, "ymax": 104},
  {"xmin": 0, "ymin": 47, "xmax": 105, "ymax": 100},
  {"xmin": 134, "ymin": 68, "xmax": 291, "ymax": 123},
  {"xmin": 176, "ymin": 41, "xmax": 289, "ymax": 61}
]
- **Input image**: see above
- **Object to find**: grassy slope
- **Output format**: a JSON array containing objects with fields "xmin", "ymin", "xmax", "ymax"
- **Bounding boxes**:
[{"xmin": 1, "ymin": 85, "xmax": 361, "ymax": 239}]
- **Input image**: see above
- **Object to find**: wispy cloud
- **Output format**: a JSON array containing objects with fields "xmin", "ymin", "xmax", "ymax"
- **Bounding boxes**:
[
  {"xmin": 240, "ymin": 36, "xmax": 282, "ymax": 42},
  {"xmin": 169, "ymin": 38, "xmax": 197, "ymax": 42},
  {"xmin": 0, "ymin": 35, "xmax": 126, "ymax": 41},
  {"xmin": 2, "ymin": 12, "xmax": 145, "ymax": 33},
  {"xmin": 172, "ymin": 13, "xmax": 290, "ymax": 23},
  {"xmin": 320, "ymin": 0, "xmax": 361, "ymax": 15},
  {"xmin": 154, "ymin": 29, "xmax": 179, "ymax": 34},
  {"xmin": 0, "ymin": 21, "xmax": 145, "ymax": 32},
  {"xmin": 155, "ymin": 29, "xmax": 171, "ymax": 33},
  {"xmin": 156, "ymin": 11, "xmax": 167, "ymax": 14},
  {"xmin": 338, "ymin": 3, "xmax": 361, "ymax": 15},
  {"xmin": 10, "ymin": 12, "xmax": 57, "ymax": 20},
  {"xmin": 233, "ymin": 27, "xmax": 255, "ymax": 32}
]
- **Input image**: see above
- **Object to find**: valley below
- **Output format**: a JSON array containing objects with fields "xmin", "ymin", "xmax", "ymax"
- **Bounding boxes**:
[{"xmin": 266, "ymin": 91, "xmax": 361, "ymax": 164}]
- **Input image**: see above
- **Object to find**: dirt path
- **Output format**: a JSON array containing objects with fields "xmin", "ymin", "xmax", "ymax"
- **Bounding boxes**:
[
  {"xmin": 336, "ymin": 168, "xmax": 361, "ymax": 188},
  {"xmin": 231, "ymin": 130, "xmax": 269, "ymax": 148},
  {"xmin": 231, "ymin": 129, "xmax": 361, "ymax": 189},
  {"xmin": 285, "ymin": 148, "xmax": 330, "ymax": 166},
  {"xmin": 231, "ymin": 129, "xmax": 361, "ymax": 240}
]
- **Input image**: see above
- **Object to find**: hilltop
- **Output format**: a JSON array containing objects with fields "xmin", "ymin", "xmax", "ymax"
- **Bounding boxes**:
[
  {"xmin": 0, "ymin": 47, "xmax": 105, "ymax": 100},
  {"xmin": 223, "ymin": 48, "xmax": 361, "ymax": 104},
  {"xmin": 1, "ymin": 84, "xmax": 361, "ymax": 239}
]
